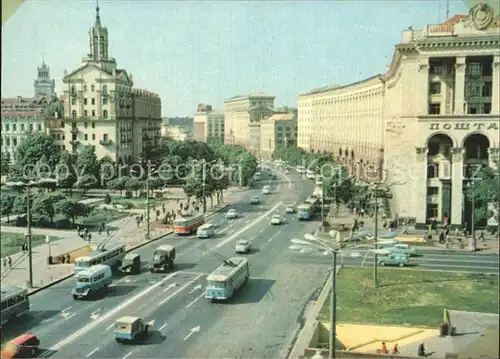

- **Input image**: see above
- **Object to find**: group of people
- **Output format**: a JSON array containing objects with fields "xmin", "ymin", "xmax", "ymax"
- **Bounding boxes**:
[{"xmin": 380, "ymin": 342, "xmax": 427, "ymax": 356}]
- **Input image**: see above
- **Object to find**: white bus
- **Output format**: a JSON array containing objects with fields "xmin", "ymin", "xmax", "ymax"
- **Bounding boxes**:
[
  {"xmin": 72, "ymin": 264, "xmax": 113, "ymax": 299},
  {"xmin": 1, "ymin": 286, "xmax": 30, "ymax": 325},
  {"xmin": 74, "ymin": 244, "xmax": 126, "ymax": 273},
  {"xmin": 205, "ymin": 257, "xmax": 249, "ymax": 301}
]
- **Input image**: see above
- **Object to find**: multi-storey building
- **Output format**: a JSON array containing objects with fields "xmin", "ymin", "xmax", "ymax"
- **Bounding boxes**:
[
  {"xmin": 1, "ymin": 62, "xmax": 63, "ymax": 163},
  {"xmin": 161, "ymin": 125, "xmax": 189, "ymax": 141},
  {"xmin": 193, "ymin": 104, "xmax": 225, "ymax": 144},
  {"xmin": 61, "ymin": 4, "xmax": 161, "ymax": 165},
  {"xmin": 260, "ymin": 113, "xmax": 298, "ymax": 159},
  {"xmin": 297, "ymin": 5, "xmax": 500, "ymax": 231},
  {"xmin": 223, "ymin": 93, "xmax": 275, "ymax": 148}
]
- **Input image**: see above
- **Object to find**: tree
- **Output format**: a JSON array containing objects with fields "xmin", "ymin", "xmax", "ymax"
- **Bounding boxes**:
[
  {"xmin": 0, "ymin": 193, "xmax": 15, "ymax": 221},
  {"xmin": 73, "ymin": 174, "xmax": 98, "ymax": 194},
  {"xmin": 12, "ymin": 194, "xmax": 30, "ymax": 215},
  {"xmin": 125, "ymin": 178, "xmax": 144, "ymax": 197},
  {"xmin": 75, "ymin": 145, "xmax": 100, "ymax": 184},
  {"xmin": 56, "ymin": 151, "xmax": 77, "ymax": 192},
  {"xmin": 214, "ymin": 145, "xmax": 258, "ymax": 186},
  {"xmin": 55, "ymin": 199, "xmax": 92, "ymax": 226},
  {"xmin": 107, "ymin": 176, "xmax": 128, "ymax": 197},
  {"xmin": 466, "ymin": 157, "xmax": 500, "ymax": 224},
  {"xmin": 99, "ymin": 156, "xmax": 115, "ymax": 187},
  {"xmin": 45, "ymin": 95, "xmax": 64, "ymax": 118},
  {"xmin": 31, "ymin": 192, "xmax": 65, "ymax": 223},
  {"xmin": 13, "ymin": 133, "xmax": 61, "ymax": 178},
  {"xmin": 322, "ymin": 162, "xmax": 356, "ymax": 206},
  {"xmin": 1, "ymin": 152, "xmax": 11, "ymax": 176}
]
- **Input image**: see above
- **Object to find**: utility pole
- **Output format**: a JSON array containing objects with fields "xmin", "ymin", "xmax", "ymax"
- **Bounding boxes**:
[
  {"xmin": 146, "ymin": 175, "xmax": 150, "ymax": 240},
  {"xmin": 202, "ymin": 160, "xmax": 207, "ymax": 213},
  {"xmin": 470, "ymin": 179, "xmax": 475, "ymax": 251},
  {"xmin": 329, "ymin": 249, "xmax": 337, "ymax": 359},
  {"xmin": 26, "ymin": 184, "xmax": 33, "ymax": 288},
  {"xmin": 321, "ymin": 179, "xmax": 325, "ymax": 225},
  {"xmin": 373, "ymin": 185, "xmax": 379, "ymax": 289}
]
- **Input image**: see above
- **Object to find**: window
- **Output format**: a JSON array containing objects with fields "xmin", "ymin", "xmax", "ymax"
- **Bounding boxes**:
[
  {"xmin": 103, "ymin": 133, "xmax": 109, "ymax": 141},
  {"xmin": 427, "ymin": 163, "xmax": 439, "ymax": 178},
  {"xmin": 429, "ymin": 82, "xmax": 441, "ymax": 95},
  {"xmin": 5, "ymin": 124, "xmax": 9, "ymax": 131},
  {"xmin": 84, "ymin": 122, "xmax": 88, "ymax": 128},
  {"xmin": 72, "ymin": 122, "xmax": 76, "ymax": 128},
  {"xmin": 102, "ymin": 85, "xmax": 107, "ymax": 94},
  {"xmin": 84, "ymin": 110, "xmax": 88, "ymax": 117},
  {"xmin": 428, "ymin": 104, "xmax": 440, "ymax": 115},
  {"xmin": 426, "ymin": 204, "xmax": 438, "ymax": 220},
  {"xmin": 103, "ymin": 98, "xmax": 108, "ymax": 105},
  {"xmin": 84, "ymin": 98, "xmax": 88, "ymax": 105},
  {"xmin": 29, "ymin": 124, "xmax": 33, "ymax": 132},
  {"xmin": 430, "ymin": 64, "xmax": 442, "ymax": 74},
  {"xmin": 6, "ymin": 138, "xmax": 10, "ymax": 146},
  {"xmin": 483, "ymin": 103, "xmax": 491, "ymax": 114},
  {"xmin": 466, "ymin": 83, "xmax": 481, "ymax": 97},
  {"xmin": 83, "ymin": 85, "xmax": 87, "ymax": 92},
  {"xmin": 91, "ymin": 85, "xmax": 95, "ymax": 92},
  {"xmin": 92, "ymin": 134, "xmax": 96, "ymax": 140},
  {"xmin": 84, "ymin": 134, "xmax": 88, "ymax": 141},
  {"xmin": 482, "ymin": 82, "xmax": 492, "ymax": 97},
  {"xmin": 92, "ymin": 110, "xmax": 96, "ymax": 117},
  {"xmin": 20, "ymin": 124, "xmax": 25, "ymax": 131},
  {"xmin": 466, "ymin": 62, "xmax": 481, "ymax": 76},
  {"xmin": 427, "ymin": 187, "xmax": 439, "ymax": 196},
  {"xmin": 71, "ymin": 98, "xmax": 76, "ymax": 105},
  {"xmin": 92, "ymin": 122, "xmax": 95, "ymax": 128},
  {"xmin": 91, "ymin": 98, "xmax": 95, "ymax": 105},
  {"xmin": 71, "ymin": 86, "xmax": 76, "ymax": 95},
  {"xmin": 12, "ymin": 124, "xmax": 16, "ymax": 131},
  {"xmin": 103, "ymin": 110, "xmax": 108, "ymax": 119},
  {"xmin": 38, "ymin": 124, "xmax": 42, "ymax": 131},
  {"xmin": 467, "ymin": 103, "xmax": 479, "ymax": 114},
  {"xmin": 13, "ymin": 138, "xmax": 17, "ymax": 146}
]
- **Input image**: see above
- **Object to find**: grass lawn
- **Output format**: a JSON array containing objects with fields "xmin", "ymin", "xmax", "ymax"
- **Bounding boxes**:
[
  {"xmin": 1, "ymin": 233, "xmax": 60, "ymax": 258},
  {"xmin": 319, "ymin": 268, "xmax": 499, "ymax": 328},
  {"xmin": 110, "ymin": 196, "xmax": 168, "ymax": 209},
  {"xmin": 76, "ymin": 210, "xmax": 129, "ymax": 226}
]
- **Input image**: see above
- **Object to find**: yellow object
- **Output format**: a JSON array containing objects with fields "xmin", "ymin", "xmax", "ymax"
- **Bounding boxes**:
[{"xmin": 2, "ymin": 0, "xmax": 24, "ymax": 26}]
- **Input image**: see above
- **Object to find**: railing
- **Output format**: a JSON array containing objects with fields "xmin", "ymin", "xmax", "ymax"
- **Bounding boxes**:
[
  {"xmin": 425, "ymin": 23, "xmax": 454, "ymax": 37},
  {"xmin": 71, "ymin": 128, "xmax": 78, "ymax": 134},
  {"xmin": 99, "ymin": 139, "xmax": 112, "ymax": 146},
  {"xmin": 69, "ymin": 140, "xmax": 79, "ymax": 146}
]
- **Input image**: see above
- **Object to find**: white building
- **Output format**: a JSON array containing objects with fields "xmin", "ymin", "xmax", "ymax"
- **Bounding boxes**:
[
  {"xmin": 297, "ymin": 6, "xmax": 500, "ymax": 231},
  {"xmin": 260, "ymin": 113, "xmax": 298, "ymax": 159},
  {"xmin": 61, "ymin": 4, "xmax": 161, "ymax": 165},
  {"xmin": 193, "ymin": 104, "xmax": 225, "ymax": 144},
  {"xmin": 161, "ymin": 125, "xmax": 188, "ymax": 141}
]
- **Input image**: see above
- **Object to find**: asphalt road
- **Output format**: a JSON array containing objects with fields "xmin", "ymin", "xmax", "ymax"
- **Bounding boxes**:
[
  {"xmin": 289, "ymin": 247, "xmax": 500, "ymax": 275},
  {"xmin": 2, "ymin": 170, "xmax": 329, "ymax": 359}
]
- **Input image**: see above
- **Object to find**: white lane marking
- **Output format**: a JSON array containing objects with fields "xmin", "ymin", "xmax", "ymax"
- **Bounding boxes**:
[
  {"xmin": 123, "ymin": 351, "xmax": 133, "ymax": 359},
  {"xmin": 41, "ymin": 272, "xmax": 179, "ymax": 354},
  {"xmin": 360, "ymin": 251, "xmax": 368, "ymax": 267},
  {"xmin": 61, "ymin": 306, "xmax": 71, "ymax": 313},
  {"xmin": 110, "ymin": 276, "xmax": 129, "ymax": 287},
  {"xmin": 158, "ymin": 323, "xmax": 168, "ymax": 331},
  {"xmin": 105, "ymin": 323, "xmax": 114, "ymax": 331},
  {"xmin": 162, "ymin": 283, "xmax": 178, "ymax": 292},
  {"xmin": 218, "ymin": 225, "xmax": 233, "ymax": 235},
  {"xmin": 86, "ymin": 348, "xmax": 99, "ymax": 357},
  {"xmin": 159, "ymin": 274, "xmax": 203, "ymax": 305},
  {"xmin": 189, "ymin": 284, "xmax": 202, "ymax": 294},
  {"xmin": 186, "ymin": 293, "xmax": 205, "ymax": 309},
  {"xmin": 268, "ymin": 232, "xmax": 281, "ymax": 242},
  {"xmin": 211, "ymin": 202, "xmax": 282, "ymax": 251},
  {"xmin": 65, "ymin": 313, "xmax": 76, "ymax": 320}
]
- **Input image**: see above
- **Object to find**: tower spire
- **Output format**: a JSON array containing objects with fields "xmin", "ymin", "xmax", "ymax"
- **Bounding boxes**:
[{"xmin": 95, "ymin": 0, "xmax": 101, "ymax": 27}]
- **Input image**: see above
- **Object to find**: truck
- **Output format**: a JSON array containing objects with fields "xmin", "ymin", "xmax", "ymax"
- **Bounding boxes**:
[
  {"xmin": 119, "ymin": 253, "xmax": 141, "ymax": 274},
  {"xmin": 150, "ymin": 245, "xmax": 176, "ymax": 273}
]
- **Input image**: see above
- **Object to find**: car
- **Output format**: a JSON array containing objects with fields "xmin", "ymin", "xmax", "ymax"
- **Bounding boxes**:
[
  {"xmin": 389, "ymin": 243, "xmax": 417, "ymax": 256},
  {"xmin": 271, "ymin": 174, "xmax": 277, "ymax": 180},
  {"xmin": 270, "ymin": 214, "xmax": 283, "ymax": 225},
  {"xmin": 1, "ymin": 334, "xmax": 40, "ymax": 359},
  {"xmin": 250, "ymin": 196, "xmax": 260, "ymax": 204},
  {"xmin": 226, "ymin": 209, "xmax": 239, "ymax": 219},
  {"xmin": 284, "ymin": 169, "xmax": 290, "ymax": 174},
  {"xmin": 235, "ymin": 240, "xmax": 252, "ymax": 253},
  {"xmin": 114, "ymin": 316, "xmax": 149, "ymax": 343},
  {"xmin": 262, "ymin": 185, "xmax": 271, "ymax": 194},
  {"xmin": 285, "ymin": 205, "xmax": 295, "ymax": 213}
]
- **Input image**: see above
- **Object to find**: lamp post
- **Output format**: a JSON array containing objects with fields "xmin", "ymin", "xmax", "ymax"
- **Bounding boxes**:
[
  {"xmin": 6, "ymin": 179, "xmax": 57, "ymax": 288},
  {"xmin": 468, "ymin": 179, "xmax": 476, "ymax": 251},
  {"xmin": 132, "ymin": 167, "xmax": 157, "ymax": 240},
  {"xmin": 371, "ymin": 183, "xmax": 381, "ymax": 289},
  {"xmin": 289, "ymin": 234, "xmax": 351, "ymax": 359}
]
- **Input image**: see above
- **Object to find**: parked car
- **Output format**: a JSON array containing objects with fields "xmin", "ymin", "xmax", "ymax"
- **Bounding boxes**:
[
  {"xmin": 235, "ymin": 240, "xmax": 252, "ymax": 254},
  {"xmin": 226, "ymin": 209, "xmax": 239, "ymax": 219}
]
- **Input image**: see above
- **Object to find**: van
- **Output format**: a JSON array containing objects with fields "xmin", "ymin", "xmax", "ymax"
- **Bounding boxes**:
[
  {"xmin": 71, "ymin": 264, "xmax": 112, "ymax": 299},
  {"xmin": 375, "ymin": 239, "xmax": 401, "ymax": 249},
  {"xmin": 1, "ymin": 334, "xmax": 40, "ymax": 358},
  {"xmin": 197, "ymin": 223, "xmax": 215, "ymax": 239}
]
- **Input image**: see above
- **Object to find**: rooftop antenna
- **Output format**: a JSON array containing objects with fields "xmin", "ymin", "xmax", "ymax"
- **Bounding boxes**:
[{"xmin": 198, "ymin": 246, "xmax": 236, "ymax": 266}]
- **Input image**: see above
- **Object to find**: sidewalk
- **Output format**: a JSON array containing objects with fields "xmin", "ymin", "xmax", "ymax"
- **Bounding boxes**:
[{"xmin": 0, "ymin": 188, "xmax": 246, "ymax": 291}]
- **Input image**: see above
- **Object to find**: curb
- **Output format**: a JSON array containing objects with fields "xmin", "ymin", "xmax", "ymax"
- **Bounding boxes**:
[{"xmin": 28, "ymin": 203, "xmax": 231, "ymax": 296}]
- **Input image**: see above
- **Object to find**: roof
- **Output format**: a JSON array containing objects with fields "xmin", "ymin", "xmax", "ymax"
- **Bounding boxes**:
[
  {"xmin": 264, "ymin": 113, "xmax": 296, "ymax": 122},
  {"xmin": 9, "ymin": 334, "xmax": 36, "ymax": 345},
  {"xmin": 299, "ymin": 74, "xmax": 384, "ymax": 96},
  {"xmin": 77, "ymin": 264, "xmax": 111, "ymax": 276},
  {"xmin": 444, "ymin": 14, "xmax": 466, "ymax": 24},
  {"xmin": 225, "ymin": 92, "xmax": 275, "ymax": 102},
  {"xmin": 116, "ymin": 316, "xmax": 140, "ymax": 324},
  {"xmin": 207, "ymin": 257, "xmax": 247, "ymax": 280}
]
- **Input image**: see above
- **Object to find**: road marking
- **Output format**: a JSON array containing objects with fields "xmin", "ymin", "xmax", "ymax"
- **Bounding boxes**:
[
  {"xmin": 158, "ymin": 323, "xmax": 168, "ymax": 331},
  {"xmin": 360, "ymin": 252, "xmax": 368, "ymax": 267},
  {"xmin": 162, "ymin": 283, "xmax": 178, "ymax": 292},
  {"xmin": 110, "ymin": 276, "xmax": 129, "ymax": 287},
  {"xmin": 189, "ymin": 284, "xmax": 202, "ymax": 294},
  {"xmin": 186, "ymin": 293, "xmax": 205, "ymax": 309},
  {"xmin": 65, "ymin": 313, "xmax": 76, "ymax": 320},
  {"xmin": 122, "ymin": 351, "xmax": 133, "ymax": 359},
  {"xmin": 159, "ymin": 274, "xmax": 203, "ymax": 305},
  {"xmin": 183, "ymin": 326, "xmax": 200, "ymax": 341},
  {"xmin": 40, "ymin": 272, "xmax": 179, "ymax": 355},
  {"xmin": 211, "ymin": 202, "xmax": 283, "ymax": 251},
  {"xmin": 268, "ymin": 232, "xmax": 281, "ymax": 242},
  {"xmin": 86, "ymin": 348, "xmax": 99, "ymax": 357},
  {"xmin": 61, "ymin": 306, "xmax": 71, "ymax": 313},
  {"xmin": 105, "ymin": 323, "xmax": 114, "ymax": 331}
]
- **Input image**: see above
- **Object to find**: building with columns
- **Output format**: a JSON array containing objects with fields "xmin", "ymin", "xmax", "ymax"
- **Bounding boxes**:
[
  {"xmin": 61, "ymin": 4, "xmax": 161, "ymax": 165},
  {"xmin": 297, "ymin": 5, "xmax": 500, "ymax": 230},
  {"xmin": 260, "ymin": 113, "xmax": 298, "ymax": 159},
  {"xmin": 224, "ymin": 93, "xmax": 276, "ymax": 148}
]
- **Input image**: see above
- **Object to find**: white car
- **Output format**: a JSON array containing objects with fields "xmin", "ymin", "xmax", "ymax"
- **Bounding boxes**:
[
  {"xmin": 250, "ymin": 196, "xmax": 260, "ymax": 204},
  {"xmin": 270, "ymin": 214, "xmax": 283, "ymax": 225},
  {"xmin": 262, "ymin": 185, "xmax": 271, "ymax": 195},
  {"xmin": 285, "ymin": 205, "xmax": 295, "ymax": 213},
  {"xmin": 235, "ymin": 240, "xmax": 252, "ymax": 253},
  {"xmin": 226, "ymin": 209, "xmax": 239, "ymax": 219}
]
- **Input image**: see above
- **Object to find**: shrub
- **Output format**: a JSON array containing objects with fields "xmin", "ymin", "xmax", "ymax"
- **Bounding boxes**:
[
  {"xmin": 55, "ymin": 218, "xmax": 72, "ymax": 229},
  {"xmin": 104, "ymin": 194, "xmax": 112, "ymax": 204},
  {"xmin": 125, "ymin": 190, "xmax": 133, "ymax": 199}
]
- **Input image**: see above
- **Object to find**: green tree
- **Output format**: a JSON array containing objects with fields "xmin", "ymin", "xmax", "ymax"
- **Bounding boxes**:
[
  {"xmin": 45, "ymin": 95, "xmax": 64, "ymax": 118},
  {"xmin": 214, "ymin": 145, "xmax": 258, "ymax": 186},
  {"xmin": 73, "ymin": 174, "xmax": 98, "ymax": 194},
  {"xmin": 466, "ymin": 157, "xmax": 500, "ymax": 223},
  {"xmin": 0, "ymin": 193, "xmax": 15, "ymax": 221},
  {"xmin": 55, "ymin": 199, "xmax": 92, "ymax": 225},
  {"xmin": 56, "ymin": 151, "xmax": 77, "ymax": 192},
  {"xmin": 125, "ymin": 178, "xmax": 144, "ymax": 197},
  {"xmin": 322, "ymin": 163, "xmax": 355, "ymax": 206},
  {"xmin": 1, "ymin": 152, "xmax": 11, "ymax": 176},
  {"xmin": 13, "ymin": 133, "xmax": 61, "ymax": 178},
  {"xmin": 31, "ymin": 192, "xmax": 66, "ymax": 223},
  {"xmin": 12, "ymin": 194, "xmax": 30, "ymax": 215},
  {"xmin": 99, "ymin": 156, "xmax": 115, "ymax": 187},
  {"xmin": 75, "ymin": 145, "xmax": 100, "ymax": 183},
  {"xmin": 107, "ymin": 176, "xmax": 128, "ymax": 197}
]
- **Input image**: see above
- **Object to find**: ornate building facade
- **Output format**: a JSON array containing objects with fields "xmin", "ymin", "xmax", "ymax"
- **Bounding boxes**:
[
  {"xmin": 297, "ymin": 5, "xmax": 500, "ymax": 230},
  {"xmin": 61, "ymin": 4, "xmax": 161, "ymax": 165}
]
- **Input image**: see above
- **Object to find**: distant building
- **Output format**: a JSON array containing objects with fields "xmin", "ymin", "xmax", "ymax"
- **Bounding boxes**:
[
  {"xmin": 260, "ymin": 113, "xmax": 297, "ymax": 159},
  {"xmin": 224, "ymin": 93, "xmax": 276, "ymax": 148},
  {"xmin": 193, "ymin": 104, "xmax": 224, "ymax": 144},
  {"xmin": 34, "ymin": 62, "xmax": 56, "ymax": 98},
  {"xmin": 61, "ymin": 4, "xmax": 161, "ymax": 165},
  {"xmin": 165, "ymin": 117, "xmax": 194, "ymax": 131},
  {"xmin": 161, "ymin": 125, "xmax": 189, "ymax": 141}
]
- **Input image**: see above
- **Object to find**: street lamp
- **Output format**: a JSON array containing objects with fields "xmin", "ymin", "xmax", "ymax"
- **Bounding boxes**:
[
  {"xmin": 5, "ymin": 178, "xmax": 57, "ymax": 288},
  {"xmin": 131, "ymin": 167, "xmax": 158, "ymax": 240},
  {"xmin": 468, "ymin": 180, "xmax": 476, "ymax": 251},
  {"xmin": 289, "ymin": 233, "xmax": 345, "ymax": 359}
]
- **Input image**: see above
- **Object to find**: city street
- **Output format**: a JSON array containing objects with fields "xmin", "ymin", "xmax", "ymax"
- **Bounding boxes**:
[{"xmin": 2, "ymin": 170, "xmax": 326, "ymax": 359}]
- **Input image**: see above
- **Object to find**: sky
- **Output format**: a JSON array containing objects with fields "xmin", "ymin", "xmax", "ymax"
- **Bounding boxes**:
[{"xmin": 2, "ymin": 0, "xmax": 470, "ymax": 117}]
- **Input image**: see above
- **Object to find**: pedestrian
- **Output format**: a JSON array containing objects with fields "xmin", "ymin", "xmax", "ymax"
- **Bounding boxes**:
[
  {"xmin": 2, "ymin": 257, "xmax": 7, "ymax": 269},
  {"xmin": 162, "ymin": 204, "xmax": 166, "ymax": 214},
  {"xmin": 478, "ymin": 231, "xmax": 485, "ymax": 241},
  {"xmin": 106, "ymin": 227, "xmax": 110, "ymax": 236},
  {"xmin": 98, "ymin": 227, "xmax": 102, "ymax": 235},
  {"xmin": 423, "ymin": 231, "xmax": 428, "ymax": 242},
  {"xmin": 66, "ymin": 254, "xmax": 71, "ymax": 263},
  {"xmin": 8, "ymin": 256, "xmax": 13, "ymax": 269},
  {"xmin": 392, "ymin": 343, "xmax": 399, "ymax": 354},
  {"xmin": 381, "ymin": 342, "xmax": 388, "ymax": 354},
  {"xmin": 417, "ymin": 342, "xmax": 425, "ymax": 357}
]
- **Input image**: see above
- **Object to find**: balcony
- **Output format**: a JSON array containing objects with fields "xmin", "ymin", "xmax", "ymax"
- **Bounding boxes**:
[
  {"xmin": 70, "ymin": 140, "xmax": 79, "ymax": 146},
  {"xmin": 71, "ymin": 128, "xmax": 78, "ymax": 134},
  {"xmin": 99, "ymin": 139, "xmax": 112, "ymax": 146},
  {"xmin": 426, "ymin": 195, "xmax": 440, "ymax": 205}
]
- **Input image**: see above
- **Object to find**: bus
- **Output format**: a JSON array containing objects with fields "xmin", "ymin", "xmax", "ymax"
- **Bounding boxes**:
[
  {"xmin": 74, "ymin": 244, "xmax": 126, "ymax": 273},
  {"xmin": 173, "ymin": 214, "xmax": 205, "ymax": 235},
  {"xmin": 297, "ymin": 203, "xmax": 315, "ymax": 220},
  {"xmin": 205, "ymin": 257, "xmax": 249, "ymax": 301},
  {"xmin": 1, "ymin": 286, "xmax": 30, "ymax": 325}
]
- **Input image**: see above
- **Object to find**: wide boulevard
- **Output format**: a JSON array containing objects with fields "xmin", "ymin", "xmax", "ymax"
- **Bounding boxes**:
[{"xmin": 2, "ymin": 170, "xmax": 330, "ymax": 359}]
